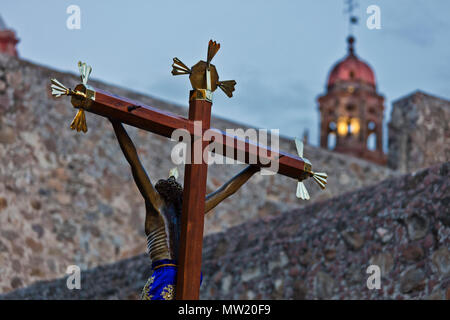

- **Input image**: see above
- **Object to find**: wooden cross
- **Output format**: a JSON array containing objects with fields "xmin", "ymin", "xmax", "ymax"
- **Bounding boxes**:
[{"xmin": 50, "ymin": 40, "xmax": 327, "ymax": 300}]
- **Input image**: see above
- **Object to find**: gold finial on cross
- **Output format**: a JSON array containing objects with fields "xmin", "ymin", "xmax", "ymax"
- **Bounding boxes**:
[
  {"xmin": 171, "ymin": 40, "xmax": 236, "ymax": 100},
  {"xmin": 293, "ymin": 137, "xmax": 328, "ymax": 200},
  {"xmin": 50, "ymin": 61, "xmax": 95, "ymax": 133}
]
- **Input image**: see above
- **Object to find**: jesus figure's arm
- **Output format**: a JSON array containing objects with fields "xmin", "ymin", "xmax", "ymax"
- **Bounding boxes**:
[
  {"xmin": 204, "ymin": 165, "xmax": 259, "ymax": 214},
  {"xmin": 110, "ymin": 120, "xmax": 161, "ymax": 209}
]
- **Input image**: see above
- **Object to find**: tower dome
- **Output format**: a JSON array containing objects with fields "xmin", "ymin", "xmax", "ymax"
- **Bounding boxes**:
[
  {"xmin": 0, "ymin": 14, "xmax": 19, "ymax": 57},
  {"xmin": 327, "ymin": 36, "xmax": 375, "ymax": 89}
]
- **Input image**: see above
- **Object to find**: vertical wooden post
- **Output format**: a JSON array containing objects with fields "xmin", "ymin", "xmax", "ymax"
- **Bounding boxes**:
[{"xmin": 176, "ymin": 90, "xmax": 212, "ymax": 300}]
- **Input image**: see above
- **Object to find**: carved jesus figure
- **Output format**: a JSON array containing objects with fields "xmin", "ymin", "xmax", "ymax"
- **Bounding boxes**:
[{"xmin": 110, "ymin": 120, "xmax": 259, "ymax": 300}]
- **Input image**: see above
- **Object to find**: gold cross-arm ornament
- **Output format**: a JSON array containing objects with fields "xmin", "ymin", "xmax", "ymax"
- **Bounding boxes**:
[
  {"xmin": 50, "ymin": 61, "xmax": 95, "ymax": 133},
  {"xmin": 294, "ymin": 138, "xmax": 328, "ymax": 200},
  {"xmin": 171, "ymin": 40, "xmax": 237, "ymax": 100}
]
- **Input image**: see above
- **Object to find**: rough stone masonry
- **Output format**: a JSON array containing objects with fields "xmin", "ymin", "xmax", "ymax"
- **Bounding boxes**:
[
  {"xmin": 388, "ymin": 91, "xmax": 450, "ymax": 173},
  {"xmin": 1, "ymin": 162, "xmax": 448, "ymax": 299}
]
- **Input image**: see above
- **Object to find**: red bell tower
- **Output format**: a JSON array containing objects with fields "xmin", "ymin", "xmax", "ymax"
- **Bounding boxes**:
[
  {"xmin": 317, "ymin": 36, "xmax": 386, "ymax": 165},
  {"xmin": 0, "ymin": 15, "xmax": 19, "ymax": 57}
]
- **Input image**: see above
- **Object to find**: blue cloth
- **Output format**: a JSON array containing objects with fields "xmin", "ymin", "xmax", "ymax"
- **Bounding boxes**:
[{"xmin": 141, "ymin": 259, "xmax": 202, "ymax": 300}]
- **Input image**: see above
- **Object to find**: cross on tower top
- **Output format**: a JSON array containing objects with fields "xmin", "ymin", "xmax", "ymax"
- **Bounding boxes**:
[{"xmin": 344, "ymin": 0, "xmax": 359, "ymax": 36}]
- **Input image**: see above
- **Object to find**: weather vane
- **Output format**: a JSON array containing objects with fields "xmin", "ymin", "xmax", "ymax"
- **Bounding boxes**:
[{"xmin": 344, "ymin": 0, "xmax": 359, "ymax": 36}]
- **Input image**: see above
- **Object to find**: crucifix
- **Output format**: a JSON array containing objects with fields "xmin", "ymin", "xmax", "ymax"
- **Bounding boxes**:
[{"xmin": 50, "ymin": 40, "xmax": 327, "ymax": 300}]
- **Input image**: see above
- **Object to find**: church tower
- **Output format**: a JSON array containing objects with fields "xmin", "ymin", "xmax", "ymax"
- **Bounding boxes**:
[
  {"xmin": 317, "ymin": 36, "xmax": 386, "ymax": 165},
  {"xmin": 0, "ymin": 15, "xmax": 19, "ymax": 57}
]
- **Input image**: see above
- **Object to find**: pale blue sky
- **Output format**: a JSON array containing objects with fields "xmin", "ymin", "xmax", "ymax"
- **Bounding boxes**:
[{"xmin": 1, "ymin": 1, "xmax": 449, "ymax": 149}]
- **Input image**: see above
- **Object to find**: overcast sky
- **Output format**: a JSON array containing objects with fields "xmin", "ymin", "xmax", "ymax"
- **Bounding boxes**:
[{"xmin": 1, "ymin": 1, "xmax": 449, "ymax": 149}]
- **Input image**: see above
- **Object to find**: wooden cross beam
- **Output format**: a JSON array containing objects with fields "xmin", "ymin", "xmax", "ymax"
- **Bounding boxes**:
[
  {"xmin": 50, "ymin": 81, "xmax": 315, "ymax": 180},
  {"xmin": 50, "ymin": 41, "xmax": 327, "ymax": 300}
]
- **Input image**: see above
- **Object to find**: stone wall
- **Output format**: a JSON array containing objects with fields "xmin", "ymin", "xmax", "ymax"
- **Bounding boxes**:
[
  {"xmin": 1, "ymin": 162, "xmax": 448, "ymax": 300},
  {"xmin": 0, "ymin": 53, "xmax": 395, "ymax": 293},
  {"xmin": 388, "ymin": 91, "xmax": 450, "ymax": 173}
]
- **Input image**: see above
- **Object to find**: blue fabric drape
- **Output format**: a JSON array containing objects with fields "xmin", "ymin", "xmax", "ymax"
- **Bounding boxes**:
[{"xmin": 141, "ymin": 259, "xmax": 202, "ymax": 300}]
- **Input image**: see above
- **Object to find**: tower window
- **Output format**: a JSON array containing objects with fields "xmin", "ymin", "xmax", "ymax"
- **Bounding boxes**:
[
  {"xmin": 327, "ymin": 133, "xmax": 336, "ymax": 150},
  {"xmin": 329, "ymin": 121, "xmax": 336, "ymax": 131},
  {"xmin": 350, "ymin": 118, "xmax": 360, "ymax": 135},
  {"xmin": 349, "ymin": 70, "xmax": 355, "ymax": 79},
  {"xmin": 367, "ymin": 133, "xmax": 377, "ymax": 151},
  {"xmin": 337, "ymin": 117, "xmax": 348, "ymax": 136},
  {"xmin": 368, "ymin": 121, "xmax": 376, "ymax": 131}
]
